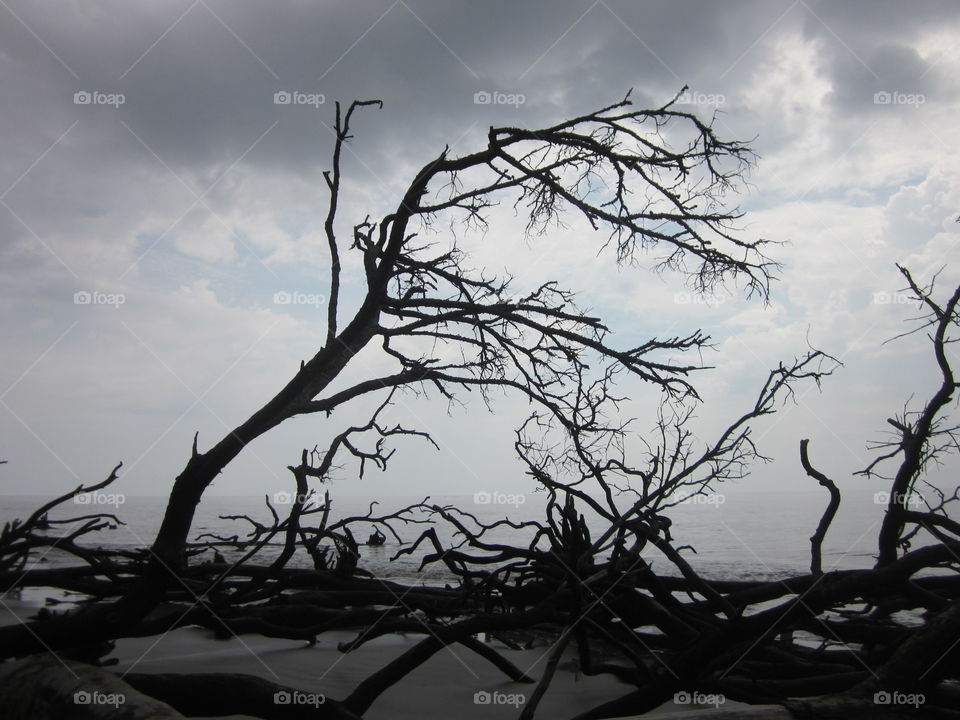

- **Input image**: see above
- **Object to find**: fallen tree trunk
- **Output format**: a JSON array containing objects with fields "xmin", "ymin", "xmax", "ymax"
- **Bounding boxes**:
[
  {"xmin": 0, "ymin": 655, "xmax": 183, "ymax": 720},
  {"xmin": 124, "ymin": 672, "xmax": 363, "ymax": 720}
]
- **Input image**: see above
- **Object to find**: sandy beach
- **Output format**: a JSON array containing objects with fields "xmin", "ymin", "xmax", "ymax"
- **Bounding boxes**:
[{"xmin": 0, "ymin": 595, "xmax": 761, "ymax": 719}]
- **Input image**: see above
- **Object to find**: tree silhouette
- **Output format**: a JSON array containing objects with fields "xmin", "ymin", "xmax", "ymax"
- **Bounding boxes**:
[
  {"xmin": 6, "ymin": 95, "xmax": 958, "ymax": 720},
  {"xmin": 150, "ymin": 89, "xmax": 774, "ymax": 577}
]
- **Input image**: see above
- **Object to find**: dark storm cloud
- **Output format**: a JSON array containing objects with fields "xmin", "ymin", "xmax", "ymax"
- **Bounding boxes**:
[
  {"xmin": 827, "ymin": 42, "xmax": 943, "ymax": 115},
  {"xmin": 1, "ymin": 0, "xmax": 775, "ymax": 181},
  {"xmin": 1, "ymin": 0, "xmax": 959, "ymax": 500},
  {"xmin": 800, "ymin": 0, "xmax": 959, "ymax": 114},
  {"xmin": 4, "ymin": 0, "xmax": 959, "ymax": 174},
  {"xmin": 2, "ymin": 0, "xmax": 958, "ymax": 279},
  {"xmin": 0, "ymin": 0, "xmax": 767, "ymax": 281}
]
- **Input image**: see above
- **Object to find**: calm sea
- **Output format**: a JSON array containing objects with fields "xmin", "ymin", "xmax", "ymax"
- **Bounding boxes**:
[{"xmin": 1, "ymin": 485, "xmax": 889, "ymax": 594}]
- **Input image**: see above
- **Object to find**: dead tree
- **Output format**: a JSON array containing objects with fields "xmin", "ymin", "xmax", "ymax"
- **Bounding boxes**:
[
  {"xmin": 1, "ymin": 89, "xmax": 776, "ymax": 661},
  {"xmin": 147, "ymin": 89, "xmax": 773, "ymax": 579},
  {"xmin": 5, "ymin": 252, "xmax": 960, "ymax": 720},
  {"xmin": 13, "ymin": 91, "xmax": 921, "ymax": 720},
  {"xmin": 862, "ymin": 265, "xmax": 960, "ymax": 566},
  {"xmin": 4, "ymin": 86, "xmax": 960, "ymax": 720}
]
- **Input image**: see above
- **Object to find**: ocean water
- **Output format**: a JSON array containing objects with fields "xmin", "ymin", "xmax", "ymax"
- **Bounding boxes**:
[{"xmin": 1, "ymin": 485, "xmax": 888, "ymax": 592}]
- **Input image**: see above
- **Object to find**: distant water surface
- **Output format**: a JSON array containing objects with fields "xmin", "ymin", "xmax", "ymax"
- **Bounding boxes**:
[{"xmin": 1, "ymin": 485, "xmax": 893, "ymax": 595}]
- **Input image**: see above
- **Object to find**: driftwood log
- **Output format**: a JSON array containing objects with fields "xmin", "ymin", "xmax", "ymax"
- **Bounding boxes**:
[{"xmin": 0, "ymin": 655, "xmax": 183, "ymax": 720}]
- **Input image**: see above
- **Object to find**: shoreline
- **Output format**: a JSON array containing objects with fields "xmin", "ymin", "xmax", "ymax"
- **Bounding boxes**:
[{"xmin": 0, "ymin": 595, "xmax": 761, "ymax": 719}]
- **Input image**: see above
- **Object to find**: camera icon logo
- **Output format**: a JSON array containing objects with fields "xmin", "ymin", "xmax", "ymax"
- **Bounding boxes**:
[
  {"xmin": 474, "ymin": 691, "xmax": 491, "ymax": 704},
  {"xmin": 274, "ymin": 690, "xmax": 291, "ymax": 704},
  {"xmin": 274, "ymin": 91, "xmax": 292, "ymax": 105},
  {"xmin": 473, "ymin": 491, "xmax": 492, "ymax": 505},
  {"xmin": 273, "ymin": 291, "xmax": 292, "ymax": 305},
  {"xmin": 74, "ymin": 91, "xmax": 91, "ymax": 105},
  {"xmin": 74, "ymin": 290, "xmax": 92, "ymax": 305},
  {"xmin": 874, "ymin": 91, "xmax": 892, "ymax": 105},
  {"xmin": 74, "ymin": 691, "xmax": 92, "ymax": 704},
  {"xmin": 473, "ymin": 91, "xmax": 492, "ymax": 105},
  {"xmin": 273, "ymin": 491, "xmax": 293, "ymax": 505}
]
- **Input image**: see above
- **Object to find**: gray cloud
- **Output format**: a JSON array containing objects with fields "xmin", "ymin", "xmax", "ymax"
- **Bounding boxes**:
[{"xmin": 2, "ymin": 0, "xmax": 959, "ymax": 497}]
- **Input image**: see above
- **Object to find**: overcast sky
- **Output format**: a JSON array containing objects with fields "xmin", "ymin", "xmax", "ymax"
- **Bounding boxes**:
[{"xmin": 1, "ymin": 1, "xmax": 959, "ymax": 516}]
